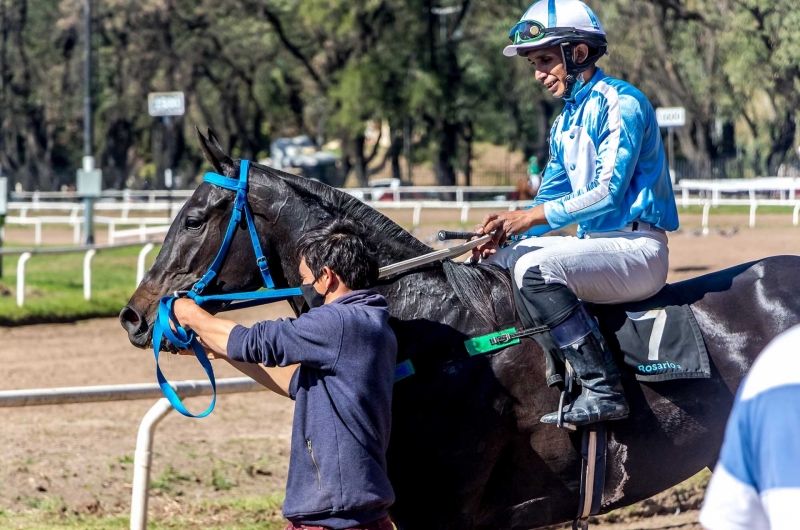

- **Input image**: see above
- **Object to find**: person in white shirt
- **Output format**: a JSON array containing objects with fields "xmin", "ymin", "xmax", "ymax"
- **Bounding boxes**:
[{"xmin": 699, "ymin": 324, "xmax": 800, "ymax": 530}]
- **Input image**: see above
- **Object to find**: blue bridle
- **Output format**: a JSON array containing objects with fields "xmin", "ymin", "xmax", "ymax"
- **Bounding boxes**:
[{"xmin": 151, "ymin": 160, "xmax": 302, "ymax": 418}]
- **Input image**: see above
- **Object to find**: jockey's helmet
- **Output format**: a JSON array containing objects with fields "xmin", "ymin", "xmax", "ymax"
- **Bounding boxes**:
[{"xmin": 505, "ymin": 0, "xmax": 608, "ymax": 98}]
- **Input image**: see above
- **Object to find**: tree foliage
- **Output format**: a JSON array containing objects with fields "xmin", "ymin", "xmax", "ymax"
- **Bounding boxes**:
[{"xmin": 1, "ymin": 0, "xmax": 799, "ymax": 189}]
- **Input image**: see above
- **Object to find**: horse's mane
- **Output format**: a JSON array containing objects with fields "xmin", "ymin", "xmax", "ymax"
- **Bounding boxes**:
[
  {"xmin": 261, "ymin": 165, "xmax": 431, "ymax": 258},
  {"xmin": 254, "ymin": 163, "xmax": 512, "ymax": 328}
]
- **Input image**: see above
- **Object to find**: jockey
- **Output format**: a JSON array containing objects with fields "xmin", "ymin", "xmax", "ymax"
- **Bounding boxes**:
[{"xmin": 474, "ymin": 0, "xmax": 679, "ymax": 426}]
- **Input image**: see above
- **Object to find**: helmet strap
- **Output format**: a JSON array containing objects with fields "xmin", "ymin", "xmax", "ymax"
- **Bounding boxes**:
[{"xmin": 559, "ymin": 42, "xmax": 605, "ymax": 101}]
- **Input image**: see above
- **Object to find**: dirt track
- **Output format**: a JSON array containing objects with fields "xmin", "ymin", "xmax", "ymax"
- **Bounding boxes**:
[{"xmin": 2, "ymin": 211, "xmax": 799, "ymax": 527}]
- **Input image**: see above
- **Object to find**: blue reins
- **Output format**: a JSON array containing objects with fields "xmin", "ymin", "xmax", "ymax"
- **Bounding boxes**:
[{"xmin": 151, "ymin": 160, "xmax": 302, "ymax": 418}]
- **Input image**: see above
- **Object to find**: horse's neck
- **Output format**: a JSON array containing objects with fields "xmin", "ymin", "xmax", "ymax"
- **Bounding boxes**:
[
  {"xmin": 269, "ymin": 229, "xmax": 426, "ymax": 284},
  {"xmin": 256, "ymin": 172, "xmax": 431, "ymax": 275}
]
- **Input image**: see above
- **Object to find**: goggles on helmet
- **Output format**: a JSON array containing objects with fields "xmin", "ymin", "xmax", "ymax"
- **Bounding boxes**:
[
  {"xmin": 508, "ymin": 20, "xmax": 601, "ymax": 46},
  {"xmin": 508, "ymin": 20, "xmax": 547, "ymax": 44}
]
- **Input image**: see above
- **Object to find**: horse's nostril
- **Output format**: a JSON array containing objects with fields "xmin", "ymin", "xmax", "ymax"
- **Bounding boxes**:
[
  {"xmin": 125, "ymin": 309, "xmax": 139, "ymax": 325},
  {"xmin": 119, "ymin": 306, "xmax": 144, "ymax": 333}
]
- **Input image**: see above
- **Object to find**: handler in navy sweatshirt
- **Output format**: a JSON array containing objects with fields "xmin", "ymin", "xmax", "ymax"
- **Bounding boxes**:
[{"xmin": 172, "ymin": 219, "xmax": 397, "ymax": 530}]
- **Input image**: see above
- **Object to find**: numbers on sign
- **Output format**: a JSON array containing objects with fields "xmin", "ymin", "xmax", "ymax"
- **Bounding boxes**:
[
  {"xmin": 148, "ymin": 92, "xmax": 185, "ymax": 117},
  {"xmin": 627, "ymin": 309, "xmax": 667, "ymax": 361},
  {"xmin": 155, "ymin": 97, "xmax": 181, "ymax": 110}
]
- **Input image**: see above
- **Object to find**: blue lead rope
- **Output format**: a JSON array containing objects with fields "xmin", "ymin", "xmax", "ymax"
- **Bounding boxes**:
[
  {"xmin": 153, "ymin": 296, "xmax": 217, "ymax": 418},
  {"xmin": 152, "ymin": 160, "xmax": 301, "ymax": 418}
]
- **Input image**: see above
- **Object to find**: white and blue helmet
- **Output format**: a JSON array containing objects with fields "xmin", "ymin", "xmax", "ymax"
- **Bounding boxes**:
[
  {"xmin": 504, "ymin": 0, "xmax": 607, "ymax": 99},
  {"xmin": 504, "ymin": 0, "xmax": 607, "ymax": 58}
]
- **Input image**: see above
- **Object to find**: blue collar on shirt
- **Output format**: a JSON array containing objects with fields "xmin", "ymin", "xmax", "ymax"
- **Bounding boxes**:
[{"xmin": 565, "ymin": 68, "xmax": 605, "ymax": 106}]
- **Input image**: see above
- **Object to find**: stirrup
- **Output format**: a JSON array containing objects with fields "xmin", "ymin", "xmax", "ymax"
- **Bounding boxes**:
[
  {"xmin": 557, "ymin": 362, "xmax": 577, "ymax": 432},
  {"xmin": 572, "ymin": 518, "xmax": 589, "ymax": 530}
]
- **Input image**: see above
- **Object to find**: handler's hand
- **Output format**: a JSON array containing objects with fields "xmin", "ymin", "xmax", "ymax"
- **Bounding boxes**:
[
  {"xmin": 170, "ymin": 299, "xmax": 226, "ymax": 360},
  {"xmin": 176, "ymin": 333, "xmax": 226, "ymax": 360},
  {"xmin": 177, "ymin": 345, "xmax": 224, "ymax": 360},
  {"xmin": 171, "ymin": 298, "xmax": 202, "ymax": 331}
]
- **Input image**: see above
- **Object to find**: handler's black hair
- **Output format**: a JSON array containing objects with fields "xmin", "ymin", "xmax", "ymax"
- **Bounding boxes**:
[{"xmin": 296, "ymin": 218, "xmax": 380, "ymax": 290}]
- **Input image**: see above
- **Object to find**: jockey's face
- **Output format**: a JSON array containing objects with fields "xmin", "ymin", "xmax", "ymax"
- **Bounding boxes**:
[{"xmin": 523, "ymin": 44, "xmax": 590, "ymax": 99}]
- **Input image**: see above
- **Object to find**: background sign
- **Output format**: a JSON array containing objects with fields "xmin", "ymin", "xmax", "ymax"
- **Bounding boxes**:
[
  {"xmin": 656, "ymin": 107, "xmax": 686, "ymax": 128},
  {"xmin": 76, "ymin": 169, "xmax": 103, "ymax": 197},
  {"xmin": 148, "ymin": 92, "xmax": 185, "ymax": 117}
]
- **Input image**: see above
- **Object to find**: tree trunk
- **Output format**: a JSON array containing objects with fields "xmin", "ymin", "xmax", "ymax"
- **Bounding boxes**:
[
  {"xmin": 463, "ymin": 119, "xmax": 473, "ymax": 187},
  {"xmin": 434, "ymin": 119, "xmax": 458, "ymax": 186},
  {"xmin": 0, "ymin": 0, "xmax": 7, "ymax": 176},
  {"xmin": 767, "ymin": 111, "xmax": 796, "ymax": 176},
  {"xmin": 403, "ymin": 117, "xmax": 413, "ymax": 183},
  {"xmin": 391, "ymin": 136, "xmax": 402, "ymax": 181},
  {"xmin": 348, "ymin": 133, "xmax": 369, "ymax": 187},
  {"xmin": 101, "ymin": 119, "xmax": 133, "ymax": 189}
]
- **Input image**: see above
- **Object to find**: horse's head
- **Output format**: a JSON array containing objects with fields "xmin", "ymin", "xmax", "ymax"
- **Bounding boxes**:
[{"xmin": 119, "ymin": 128, "xmax": 309, "ymax": 348}]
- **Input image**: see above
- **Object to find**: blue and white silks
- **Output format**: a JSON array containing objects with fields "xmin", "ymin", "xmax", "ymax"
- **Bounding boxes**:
[
  {"xmin": 521, "ymin": 68, "xmax": 679, "ymax": 239},
  {"xmin": 699, "ymin": 325, "xmax": 800, "ymax": 529}
]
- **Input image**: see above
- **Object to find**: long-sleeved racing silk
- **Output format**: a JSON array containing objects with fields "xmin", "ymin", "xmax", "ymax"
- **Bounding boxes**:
[{"xmin": 522, "ymin": 68, "xmax": 679, "ymax": 239}]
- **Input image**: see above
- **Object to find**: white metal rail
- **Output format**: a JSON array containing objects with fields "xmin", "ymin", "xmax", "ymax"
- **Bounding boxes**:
[
  {"xmin": 9, "ymin": 179, "xmax": 800, "ymax": 207},
  {"xmin": 108, "ymin": 223, "xmax": 170, "ymax": 245},
  {"xmin": 6, "ymin": 211, "xmax": 172, "ymax": 246},
  {"xmin": 7, "ymin": 181, "xmax": 800, "ymax": 253},
  {"xmin": 680, "ymin": 197, "xmax": 800, "ymax": 235},
  {"xmin": 11, "ymin": 185, "xmax": 517, "ymax": 202},
  {"xmin": 136, "ymin": 243, "xmax": 155, "ymax": 286},
  {"xmin": 0, "ymin": 377, "xmax": 266, "ymax": 530},
  {"xmin": 3, "ymin": 241, "xmax": 160, "ymax": 307}
]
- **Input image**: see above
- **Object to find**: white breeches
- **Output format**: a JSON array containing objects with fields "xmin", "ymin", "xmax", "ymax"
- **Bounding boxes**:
[{"xmin": 485, "ymin": 225, "xmax": 670, "ymax": 305}]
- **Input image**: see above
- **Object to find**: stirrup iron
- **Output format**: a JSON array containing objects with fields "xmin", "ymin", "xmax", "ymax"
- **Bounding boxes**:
[{"xmin": 557, "ymin": 361, "xmax": 577, "ymax": 431}]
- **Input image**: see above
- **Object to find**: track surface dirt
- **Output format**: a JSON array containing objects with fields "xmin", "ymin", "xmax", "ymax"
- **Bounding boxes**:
[{"xmin": 2, "ymin": 210, "xmax": 799, "ymax": 528}]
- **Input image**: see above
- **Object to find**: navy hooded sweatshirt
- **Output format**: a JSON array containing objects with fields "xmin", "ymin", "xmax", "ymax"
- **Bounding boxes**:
[{"xmin": 226, "ymin": 290, "xmax": 397, "ymax": 529}]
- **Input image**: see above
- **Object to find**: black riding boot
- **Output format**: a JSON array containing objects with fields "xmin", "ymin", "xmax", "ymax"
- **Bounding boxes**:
[
  {"xmin": 539, "ymin": 308, "xmax": 629, "ymax": 425},
  {"xmin": 516, "ymin": 266, "xmax": 628, "ymax": 426}
]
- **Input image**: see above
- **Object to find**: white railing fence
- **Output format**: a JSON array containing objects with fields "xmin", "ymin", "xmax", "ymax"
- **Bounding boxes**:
[
  {"xmin": 678, "ymin": 177, "xmax": 800, "ymax": 205},
  {"xmin": 681, "ymin": 198, "xmax": 800, "ymax": 235},
  {"xmin": 136, "ymin": 243, "xmax": 155, "ymax": 285},
  {"xmin": 6, "ymin": 180, "xmax": 800, "ymax": 250},
  {"xmin": 11, "ymin": 185, "xmax": 515, "ymax": 203},
  {"xmin": 0, "ymin": 377, "xmax": 266, "ymax": 530},
  {"xmin": 2, "ymin": 242, "xmax": 160, "ymax": 307},
  {"xmin": 109, "ymin": 224, "xmax": 170, "ymax": 245},
  {"xmin": 5, "ymin": 202, "xmax": 173, "ymax": 245}
]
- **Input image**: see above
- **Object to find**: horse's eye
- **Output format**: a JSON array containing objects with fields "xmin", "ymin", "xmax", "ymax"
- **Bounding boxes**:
[{"xmin": 185, "ymin": 217, "xmax": 203, "ymax": 230}]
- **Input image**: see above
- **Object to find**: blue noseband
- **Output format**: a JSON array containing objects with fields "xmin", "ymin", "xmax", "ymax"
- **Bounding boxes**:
[{"xmin": 151, "ymin": 160, "xmax": 302, "ymax": 418}]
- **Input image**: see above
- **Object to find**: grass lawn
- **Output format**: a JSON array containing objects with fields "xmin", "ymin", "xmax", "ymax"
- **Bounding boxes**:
[
  {"xmin": 0, "ymin": 244, "xmax": 160, "ymax": 325},
  {"xmin": 0, "ymin": 494, "xmax": 286, "ymax": 530}
]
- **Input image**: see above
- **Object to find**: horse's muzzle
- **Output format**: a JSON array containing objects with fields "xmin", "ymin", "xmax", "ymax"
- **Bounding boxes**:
[{"xmin": 119, "ymin": 305, "xmax": 151, "ymax": 348}]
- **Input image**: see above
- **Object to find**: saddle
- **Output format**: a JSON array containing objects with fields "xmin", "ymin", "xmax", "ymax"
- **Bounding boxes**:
[
  {"xmin": 466, "ymin": 274, "xmax": 714, "ymax": 389},
  {"xmin": 461, "ymin": 266, "xmax": 754, "ymax": 528}
]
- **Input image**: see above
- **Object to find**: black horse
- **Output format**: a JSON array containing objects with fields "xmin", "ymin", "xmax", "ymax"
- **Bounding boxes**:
[{"xmin": 120, "ymin": 130, "xmax": 800, "ymax": 529}]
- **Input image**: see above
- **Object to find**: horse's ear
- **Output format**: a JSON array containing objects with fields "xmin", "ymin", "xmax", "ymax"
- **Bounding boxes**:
[
  {"xmin": 196, "ymin": 126, "xmax": 232, "ymax": 175},
  {"xmin": 207, "ymin": 128, "xmax": 225, "ymax": 152}
]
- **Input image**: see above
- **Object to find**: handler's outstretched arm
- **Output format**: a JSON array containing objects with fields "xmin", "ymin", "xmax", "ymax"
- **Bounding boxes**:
[
  {"xmin": 172, "ymin": 298, "xmax": 297, "ymax": 397},
  {"xmin": 223, "ymin": 359, "xmax": 297, "ymax": 398}
]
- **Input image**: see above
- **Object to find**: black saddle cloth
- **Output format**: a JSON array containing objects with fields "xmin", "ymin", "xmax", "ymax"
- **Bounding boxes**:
[
  {"xmin": 586, "ymin": 285, "xmax": 710, "ymax": 383},
  {"xmin": 581, "ymin": 260, "xmax": 775, "ymax": 382}
]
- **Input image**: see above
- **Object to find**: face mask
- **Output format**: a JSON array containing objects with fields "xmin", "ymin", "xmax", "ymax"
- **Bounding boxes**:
[{"xmin": 300, "ymin": 283, "xmax": 326, "ymax": 309}]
